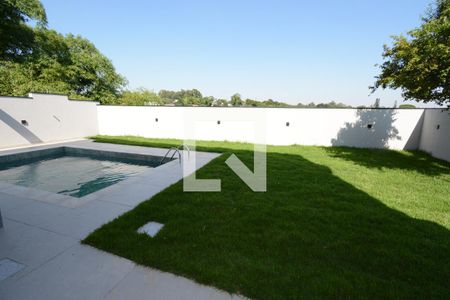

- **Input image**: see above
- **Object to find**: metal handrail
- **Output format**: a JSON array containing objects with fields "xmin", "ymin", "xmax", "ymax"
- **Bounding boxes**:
[
  {"xmin": 177, "ymin": 144, "xmax": 190, "ymax": 159},
  {"xmin": 160, "ymin": 144, "xmax": 191, "ymax": 165},
  {"xmin": 160, "ymin": 147, "xmax": 179, "ymax": 165},
  {"xmin": 169, "ymin": 148, "xmax": 181, "ymax": 162}
]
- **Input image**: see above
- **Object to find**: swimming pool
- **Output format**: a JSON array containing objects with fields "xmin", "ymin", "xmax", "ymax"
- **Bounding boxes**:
[{"xmin": 0, "ymin": 147, "xmax": 172, "ymax": 198}]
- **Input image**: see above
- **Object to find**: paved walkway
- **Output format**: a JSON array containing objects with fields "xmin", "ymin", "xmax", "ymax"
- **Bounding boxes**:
[{"xmin": 0, "ymin": 141, "xmax": 244, "ymax": 300}]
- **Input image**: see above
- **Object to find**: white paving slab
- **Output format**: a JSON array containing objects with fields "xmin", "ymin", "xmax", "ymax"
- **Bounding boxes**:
[
  {"xmin": 0, "ymin": 140, "xmax": 236, "ymax": 299},
  {"xmin": 36, "ymin": 206, "xmax": 125, "ymax": 239},
  {"xmin": 105, "ymin": 265, "xmax": 245, "ymax": 300},
  {"xmin": 0, "ymin": 192, "xmax": 34, "ymax": 213},
  {"xmin": 5, "ymin": 200, "xmax": 69, "ymax": 228},
  {"xmin": 0, "ymin": 244, "xmax": 135, "ymax": 300},
  {"xmin": 96, "ymin": 182, "xmax": 167, "ymax": 207},
  {"xmin": 0, "ymin": 259, "xmax": 25, "ymax": 282},
  {"xmin": 138, "ymin": 221, "xmax": 164, "ymax": 237},
  {"xmin": 0, "ymin": 219, "xmax": 77, "ymax": 269}
]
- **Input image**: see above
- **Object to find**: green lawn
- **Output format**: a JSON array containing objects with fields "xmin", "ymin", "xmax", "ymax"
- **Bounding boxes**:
[{"xmin": 84, "ymin": 135, "xmax": 450, "ymax": 299}]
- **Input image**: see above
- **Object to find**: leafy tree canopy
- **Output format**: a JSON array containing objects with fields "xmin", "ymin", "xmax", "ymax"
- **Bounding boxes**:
[
  {"xmin": 373, "ymin": 98, "xmax": 381, "ymax": 108},
  {"xmin": 214, "ymin": 98, "xmax": 229, "ymax": 107},
  {"xmin": 297, "ymin": 101, "xmax": 352, "ymax": 108},
  {"xmin": 158, "ymin": 89, "xmax": 203, "ymax": 102},
  {"xmin": 0, "ymin": 29, "xmax": 127, "ymax": 103},
  {"xmin": 372, "ymin": 0, "xmax": 450, "ymax": 106},
  {"xmin": 135, "ymin": 92, "xmax": 360, "ymax": 108},
  {"xmin": 157, "ymin": 89, "xmax": 217, "ymax": 106},
  {"xmin": 0, "ymin": 0, "xmax": 126, "ymax": 103},
  {"xmin": 399, "ymin": 104, "xmax": 417, "ymax": 109},
  {"xmin": 121, "ymin": 88, "xmax": 162, "ymax": 106},
  {"xmin": 230, "ymin": 93, "xmax": 243, "ymax": 106},
  {"xmin": 0, "ymin": 0, "xmax": 47, "ymax": 61}
]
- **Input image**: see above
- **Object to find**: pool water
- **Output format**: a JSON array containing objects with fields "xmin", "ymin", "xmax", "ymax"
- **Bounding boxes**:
[{"xmin": 0, "ymin": 155, "xmax": 153, "ymax": 198}]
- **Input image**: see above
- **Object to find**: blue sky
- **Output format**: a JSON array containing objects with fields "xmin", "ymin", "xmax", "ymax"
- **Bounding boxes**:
[{"xmin": 41, "ymin": 0, "xmax": 436, "ymax": 107}]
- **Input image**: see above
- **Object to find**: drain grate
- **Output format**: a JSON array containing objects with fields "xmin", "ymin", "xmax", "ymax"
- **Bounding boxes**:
[
  {"xmin": 137, "ymin": 222, "xmax": 164, "ymax": 237},
  {"xmin": 0, "ymin": 258, "xmax": 25, "ymax": 281}
]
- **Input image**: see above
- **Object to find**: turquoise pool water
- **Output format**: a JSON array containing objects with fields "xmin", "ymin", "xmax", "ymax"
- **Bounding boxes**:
[{"xmin": 0, "ymin": 155, "xmax": 154, "ymax": 198}]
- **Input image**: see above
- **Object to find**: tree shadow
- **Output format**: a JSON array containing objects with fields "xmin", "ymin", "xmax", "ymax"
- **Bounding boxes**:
[
  {"xmin": 326, "ymin": 146, "xmax": 450, "ymax": 176},
  {"xmin": 84, "ymin": 147, "xmax": 450, "ymax": 299},
  {"xmin": 331, "ymin": 109, "xmax": 401, "ymax": 149},
  {"xmin": 0, "ymin": 109, "xmax": 43, "ymax": 144},
  {"xmin": 327, "ymin": 109, "xmax": 450, "ymax": 176}
]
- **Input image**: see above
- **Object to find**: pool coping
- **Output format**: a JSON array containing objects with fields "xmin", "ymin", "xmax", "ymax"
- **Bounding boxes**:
[
  {"xmin": 0, "ymin": 146, "xmax": 174, "ymax": 166},
  {"xmin": 0, "ymin": 140, "xmax": 220, "ymax": 208}
]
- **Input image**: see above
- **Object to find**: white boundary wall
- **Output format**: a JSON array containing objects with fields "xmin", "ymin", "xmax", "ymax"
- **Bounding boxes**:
[
  {"xmin": 1, "ymin": 93, "xmax": 448, "ymax": 162},
  {"xmin": 97, "ymin": 106, "xmax": 425, "ymax": 150},
  {"xmin": 419, "ymin": 109, "xmax": 450, "ymax": 162},
  {"xmin": 0, "ymin": 93, "xmax": 98, "ymax": 148}
]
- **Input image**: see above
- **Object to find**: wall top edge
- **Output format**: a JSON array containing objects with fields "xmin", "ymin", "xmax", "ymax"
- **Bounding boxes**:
[
  {"xmin": 0, "ymin": 93, "xmax": 99, "ymax": 104},
  {"xmin": 0, "ymin": 93, "xmax": 445, "ymax": 110},
  {"xmin": 98, "ymin": 105, "xmax": 441, "ymax": 110}
]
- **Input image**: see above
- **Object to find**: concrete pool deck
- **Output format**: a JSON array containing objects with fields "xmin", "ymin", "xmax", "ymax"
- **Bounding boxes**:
[{"xmin": 0, "ymin": 140, "xmax": 243, "ymax": 299}]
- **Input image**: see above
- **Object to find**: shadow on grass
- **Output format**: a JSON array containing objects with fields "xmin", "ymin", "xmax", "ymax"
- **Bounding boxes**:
[
  {"xmin": 326, "ymin": 109, "xmax": 449, "ymax": 176},
  {"xmin": 84, "ymin": 147, "xmax": 450, "ymax": 299},
  {"xmin": 91, "ymin": 135, "xmax": 256, "ymax": 153},
  {"xmin": 325, "ymin": 146, "xmax": 450, "ymax": 176},
  {"xmin": 92, "ymin": 134, "xmax": 450, "ymax": 176}
]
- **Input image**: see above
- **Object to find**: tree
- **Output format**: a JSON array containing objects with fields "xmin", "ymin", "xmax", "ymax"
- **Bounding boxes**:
[
  {"xmin": 261, "ymin": 99, "xmax": 291, "ymax": 107},
  {"xmin": 0, "ymin": 0, "xmax": 126, "ymax": 103},
  {"xmin": 0, "ymin": 29, "xmax": 127, "ymax": 103},
  {"xmin": 63, "ymin": 33, "xmax": 126, "ymax": 102},
  {"xmin": 0, "ymin": 0, "xmax": 47, "ymax": 61},
  {"xmin": 245, "ymin": 98, "xmax": 259, "ymax": 107},
  {"xmin": 316, "ymin": 103, "xmax": 329, "ymax": 108},
  {"xmin": 230, "ymin": 93, "xmax": 243, "ymax": 106},
  {"xmin": 399, "ymin": 104, "xmax": 416, "ymax": 109},
  {"xmin": 213, "ymin": 98, "xmax": 229, "ymax": 106},
  {"xmin": 158, "ymin": 89, "xmax": 204, "ymax": 105},
  {"xmin": 158, "ymin": 89, "xmax": 178, "ymax": 102},
  {"xmin": 372, "ymin": 0, "xmax": 450, "ymax": 106},
  {"xmin": 373, "ymin": 98, "xmax": 381, "ymax": 108},
  {"xmin": 313, "ymin": 101, "xmax": 352, "ymax": 108},
  {"xmin": 181, "ymin": 95, "xmax": 202, "ymax": 106},
  {"xmin": 121, "ymin": 88, "xmax": 162, "ymax": 106},
  {"xmin": 201, "ymin": 96, "xmax": 214, "ymax": 106}
]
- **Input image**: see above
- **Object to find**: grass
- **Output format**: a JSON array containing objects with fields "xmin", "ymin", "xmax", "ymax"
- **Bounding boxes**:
[{"xmin": 84, "ymin": 135, "xmax": 450, "ymax": 299}]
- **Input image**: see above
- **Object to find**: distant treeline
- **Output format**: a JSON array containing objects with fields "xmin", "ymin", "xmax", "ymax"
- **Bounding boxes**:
[
  {"xmin": 120, "ymin": 88, "xmax": 365, "ymax": 108},
  {"xmin": 119, "ymin": 88, "xmax": 415, "ymax": 108}
]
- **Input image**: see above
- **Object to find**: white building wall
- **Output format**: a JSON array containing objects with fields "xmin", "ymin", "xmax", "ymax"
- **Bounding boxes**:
[
  {"xmin": 0, "ymin": 93, "xmax": 99, "ymax": 149},
  {"xmin": 97, "ymin": 106, "xmax": 425, "ymax": 150},
  {"xmin": 419, "ymin": 109, "xmax": 450, "ymax": 162}
]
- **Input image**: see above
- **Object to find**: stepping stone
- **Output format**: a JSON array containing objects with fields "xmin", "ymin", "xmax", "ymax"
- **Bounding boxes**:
[
  {"xmin": 137, "ymin": 222, "xmax": 164, "ymax": 237},
  {"xmin": 0, "ymin": 258, "xmax": 25, "ymax": 281}
]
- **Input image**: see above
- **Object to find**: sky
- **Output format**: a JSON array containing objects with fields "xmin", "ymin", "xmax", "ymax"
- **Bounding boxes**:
[{"xmin": 41, "ymin": 0, "xmax": 439, "ymax": 107}]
